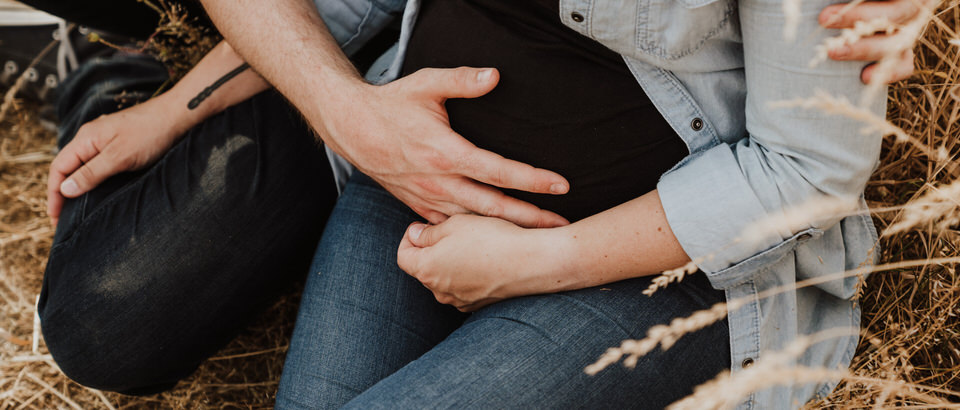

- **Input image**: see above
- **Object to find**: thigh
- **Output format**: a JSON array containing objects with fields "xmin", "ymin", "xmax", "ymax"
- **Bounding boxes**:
[
  {"xmin": 345, "ymin": 273, "xmax": 730, "ymax": 409},
  {"xmin": 276, "ymin": 173, "xmax": 469, "ymax": 409},
  {"xmin": 37, "ymin": 56, "xmax": 338, "ymax": 394}
]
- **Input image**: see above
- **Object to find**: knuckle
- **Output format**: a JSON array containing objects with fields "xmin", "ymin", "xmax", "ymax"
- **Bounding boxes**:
[
  {"xmin": 488, "ymin": 167, "xmax": 507, "ymax": 186},
  {"xmin": 425, "ymin": 150, "xmax": 454, "ymax": 172},
  {"xmin": 115, "ymin": 154, "xmax": 137, "ymax": 170},
  {"xmin": 446, "ymin": 213, "xmax": 469, "ymax": 225},
  {"xmin": 413, "ymin": 176, "xmax": 446, "ymax": 198},
  {"xmin": 455, "ymin": 66, "xmax": 473, "ymax": 89},
  {"xmin": 478, "ymin": 196, "xmax": 505, "ymax": 217},
  {"xmin": 481, "ymin": 203, "xmax": 505, "ymax": 218},
  {"xmin": 434, "ymin": 293, "xmax": 455, "ymax": 305},
  {"xmin": 76, "ymin": 166, "xmax": 95, "ymax": 183}
]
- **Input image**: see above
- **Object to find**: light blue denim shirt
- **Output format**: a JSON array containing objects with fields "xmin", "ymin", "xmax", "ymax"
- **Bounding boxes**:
[{"xmin": 313, "ymin": 0, "xmax": 886, "ymax": 408}]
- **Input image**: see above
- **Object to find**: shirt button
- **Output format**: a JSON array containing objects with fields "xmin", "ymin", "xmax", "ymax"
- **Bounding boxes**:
[
  {"xmin": 741, "ymin": 358, "xmax": 755, "ymax": 368},
  {"xmin": 690, "ymin": 117, "xmax": 704, "ymax": 131},
  {"xmin": 571, "ymin": 12, "xmax": 585, "ymax": 22}
]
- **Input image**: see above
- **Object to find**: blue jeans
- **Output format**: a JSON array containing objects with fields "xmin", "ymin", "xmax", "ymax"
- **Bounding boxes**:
[{"xmin": 276, "ymin": 173, "xmax": 731, "ymax": 409}]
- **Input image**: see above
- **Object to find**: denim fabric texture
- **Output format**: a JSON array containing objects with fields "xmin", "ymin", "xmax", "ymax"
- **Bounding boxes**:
[
  {"xmin": 309, "ymin": 0, "xmax": 886, "ymax": 407},
  {"xmin": 37, "ymin": 55, "xmax": 339, "ymax": 394},
  {"xmin": 275, "ymin": 173, "xmax": 731, "ymax": 409}
]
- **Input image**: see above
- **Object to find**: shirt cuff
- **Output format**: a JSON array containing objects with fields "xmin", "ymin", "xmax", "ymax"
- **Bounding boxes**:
[{"xmin": 657, "ymin": 144, "xmax": 793, "ymax": 288}]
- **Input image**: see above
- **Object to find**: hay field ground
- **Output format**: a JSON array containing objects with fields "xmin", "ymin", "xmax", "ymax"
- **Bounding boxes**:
[{"xmin": 2, "ymin": 0, "xmax": 960, "ymax": 408}]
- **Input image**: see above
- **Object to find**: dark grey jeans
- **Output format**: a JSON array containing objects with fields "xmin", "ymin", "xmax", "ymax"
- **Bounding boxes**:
[{"xmin": 37, "ymin": 55, "xmax": 339, "ymax": 395}]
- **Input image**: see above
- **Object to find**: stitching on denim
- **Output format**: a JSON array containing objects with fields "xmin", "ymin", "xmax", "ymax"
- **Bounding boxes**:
[
  {"xmin": 743, "ymin": 279, "xmax": 761, "ymax": 410},
  {"xmin": 655, "ymin": 68, "xmax": 722, "ymax": 149},
  {"xmin": 49, "ymin": 157, "xmax": 163, "ymax": 253},
  {"xmin": 708, "ymin": 229, "xmax": 821, "ymax": 289},
  {"xmin": 473, "ymin": 315, "xmax": 561, "ymax": 346},
  {"xmin": 636, "ymin": 0, "xmax": 737, "ymax": 60},
  {"xmin": 620, "ymin": 58, "xmax": 711, "ymax": 156},
  {"xmin": 340, "ymin": 3, "xmax": 376, "ymax": 52},
  {"xmin": 635, "ymin": 0, "xmax": 650, "ymax": 50},
  {"xmin": 552, "ymin": 293, "xmax": 635, "ymax": 339},
  {"xmin": 587, "ymin": 0, "xmax": 597, "ymax": 36},
  {"xmin": 47, "ymin": 120, "xmax": 206, "ymax": 252}
]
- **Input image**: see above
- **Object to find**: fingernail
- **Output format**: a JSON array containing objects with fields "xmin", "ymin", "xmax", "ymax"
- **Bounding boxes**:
[
  {"xmin": 61, "ymin": 179, "xmax": 80, "ymax": 196},
  {"xmin": 476, "ymin": 69, "xmax": 493, "ymax": 83},
  {"xmin": 550, "ymin": 183, "xmax": 568, "ymax": 194},
  {"xmin": 819, "ymin": 10, "xmax": 837, "ymax": 27},
  {"xmin": 832, "ymin": 45, "xmax": 851, "ymax": 59},
  {"xmin": 410, "ymin": 223, "xmax": 425, "ymax": 240}
]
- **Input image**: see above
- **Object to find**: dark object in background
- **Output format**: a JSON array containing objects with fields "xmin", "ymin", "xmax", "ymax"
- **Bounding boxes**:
[{"xmin": 0, "ymin": 1, "xmax": 118, "ymax": 105}]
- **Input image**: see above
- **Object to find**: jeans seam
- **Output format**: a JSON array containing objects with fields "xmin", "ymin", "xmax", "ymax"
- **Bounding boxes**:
[
  {"xmin": 552, "ymin": 293, "xmax": 635, "ymax": 339},
  {"xmin": 49, "ymin": 141, "xmax": 170, "ymax": 252}
]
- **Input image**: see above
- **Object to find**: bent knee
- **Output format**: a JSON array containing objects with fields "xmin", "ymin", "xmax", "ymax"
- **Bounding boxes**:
[
  {"xmin": 38, "ymin": 287, "xmax": 189, "ymax": 394},
  {"xmin": 40, "ymin": 310, "xmax": 184, "ymax": 394}
]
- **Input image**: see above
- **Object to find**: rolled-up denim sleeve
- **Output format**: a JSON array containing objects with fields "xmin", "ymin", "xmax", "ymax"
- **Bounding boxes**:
[
  {"xmin": 656, "ymin": 0, "xmax": 886, "ymax": 287},
  {"xmin": 313, "ymin": 0, "xmax": 407, "ymax": 56}
]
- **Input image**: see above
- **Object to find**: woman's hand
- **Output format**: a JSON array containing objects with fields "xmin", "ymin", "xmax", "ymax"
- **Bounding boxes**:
[
  {"xmin": 396, "ymin": 214, "xmax": 577, "ymax": 312},
  {"xmin": 46, "ymin": 94, "xmax": 190, "ymax": 226},
  {"xmin": 822, "ymin": 0, "xmax": 925, "ymax": 83}
]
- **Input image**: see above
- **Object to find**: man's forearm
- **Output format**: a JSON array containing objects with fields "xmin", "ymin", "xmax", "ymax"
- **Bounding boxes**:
[
  {"xmin": 165, "ymin": 41, "xmax": 269, "ymax": 131},
  {"xmin": 198, "ymin": 0, "xmax": 365, "ymax": 137}
]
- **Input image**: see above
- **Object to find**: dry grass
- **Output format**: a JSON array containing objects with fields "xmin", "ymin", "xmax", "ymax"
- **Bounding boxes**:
[
  {"xmin": 815, "ymin": 0, "xmax": 960, "ymax": 406},
  {"xmin": 3, "ymin": 0, "xmax": 960, "ymax": 408}
]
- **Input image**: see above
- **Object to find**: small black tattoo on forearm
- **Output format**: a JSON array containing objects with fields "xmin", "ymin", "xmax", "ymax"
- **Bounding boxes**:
[{"xmin": 187, "ymin": 62, "xmax": 251, "ymax": 110}]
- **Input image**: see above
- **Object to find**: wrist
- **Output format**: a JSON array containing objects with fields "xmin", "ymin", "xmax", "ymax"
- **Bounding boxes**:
[
  {"xmin": 300, "ymin": 77, "xmax": 375, "ymax": 149},
  {"xmin": 145, "ymin": 91, "xmax": 199, "ymax": 140},
  {"xmin": 531, "ymin": 225, "xmax": 586, "ymax": 293},
  {"xmin": 292, "ymin": 65, "xmax": 369, "ymax": 124}
]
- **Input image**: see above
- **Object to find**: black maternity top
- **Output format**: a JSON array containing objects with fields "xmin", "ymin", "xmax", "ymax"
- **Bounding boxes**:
[{"xmin": 401, "ymin": 0, "xmax": 688, "ymax": 222}]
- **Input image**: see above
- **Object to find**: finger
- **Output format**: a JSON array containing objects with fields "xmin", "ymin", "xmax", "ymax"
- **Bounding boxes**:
[
  {"xmin": 433, "ymin": 292, "xmax": 455, "ymax": 306},
  {"xmin": 59, "ymin": 153, "xmax": 120, "ymax": 198},
  {"xmin": 405, "ymin": 195, "xmax": 468, "ymax": 224},
  {"xmin": 46, "ymin": 137, "xmax": 103, "ymax": 223},
  {"xmin": 406, "ymin": 220, "xmax": 457, "ymax": 248},
  {"xmin": 47, "ymin": 193, "xmax": 62, "ymax": 227},
  {"xmin": 450, "ymin": 181, "xmax": 569, "ymax": 228},
  {"xmin": 828, "ymin": 34, "xmax": 905, "ymax": 62},
  {"xmin": 820, "ymin": 0, "xmax": 919, "ymax": 29},
  {"xmin": 455, "ymin": 145, "xmax": 569, "ymax": 195},
  {"xmin": 861, "ymin": 50, "xmax": 915, "ymax": 84},
  {"xmin": 408, "ymin": 67, "xmax": 500, "ymax": 100},
  {"xmin": 397, "ymin": 229, "xmax": 427, "ymax": 275},
  {"xmin": 46, "ymin": 172, "xmax": 64, "ymax": 224}
]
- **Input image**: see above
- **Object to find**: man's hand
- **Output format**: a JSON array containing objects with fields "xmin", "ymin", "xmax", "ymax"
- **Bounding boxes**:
[
  {"xmin": 319, "ymin": 66, "xmax": 570, "ymax": 228},
  {"xmin": 200, "ymin": 1, "xmax": 569, "ymax": 229},
  {"xmin": 47, "ymin": 95, "xmax": 188, "ymax": 226},
  {"xmin": 821, "ymin": 0, "xmax": 923, "ymax": 83}
]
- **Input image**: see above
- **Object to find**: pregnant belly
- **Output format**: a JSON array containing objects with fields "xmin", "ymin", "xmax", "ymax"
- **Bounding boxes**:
[{"xmin": 402, "ymin": 0, "xmax": 688, "ymax": 222}]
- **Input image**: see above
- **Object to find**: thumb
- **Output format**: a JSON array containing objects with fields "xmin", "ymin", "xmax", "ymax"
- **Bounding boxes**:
[
  {"xmin": 60, "ymin": 155, "xmax": 115, "ymax": 198},
  {"xmin": 410, "ymin": 67, "xmax": 500, "ymax": 100},
  {"xmin": 397, "ymin": 230, "xmax": 427, "ymax": 276}
]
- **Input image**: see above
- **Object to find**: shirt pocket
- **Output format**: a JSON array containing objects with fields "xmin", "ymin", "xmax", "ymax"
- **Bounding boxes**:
[{"xmin": 634, "ymin": 0, "xmax": 738, "ymax": 60}]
